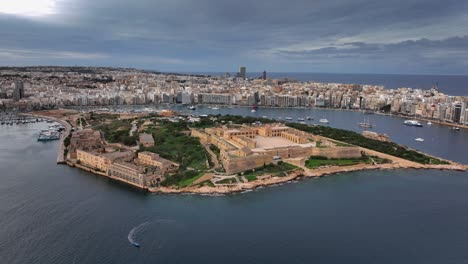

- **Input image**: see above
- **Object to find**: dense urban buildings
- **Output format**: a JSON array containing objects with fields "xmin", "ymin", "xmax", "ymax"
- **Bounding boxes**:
[{"xmin": 1, "ymin": 66, "xmax": 467, "ymax": 125}]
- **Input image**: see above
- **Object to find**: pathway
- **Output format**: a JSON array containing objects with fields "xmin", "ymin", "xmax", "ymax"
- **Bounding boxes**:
[{"xmin": 204, "ymin": 144, "xmax": 220, "ymax": 169}]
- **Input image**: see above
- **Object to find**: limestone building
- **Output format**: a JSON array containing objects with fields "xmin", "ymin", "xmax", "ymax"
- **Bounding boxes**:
[{"xmin": 192, "ymin": 124, "xmax": 361, "ymax": 174}]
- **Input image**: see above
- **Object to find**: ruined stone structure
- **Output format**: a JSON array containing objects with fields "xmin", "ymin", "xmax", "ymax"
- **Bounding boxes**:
[{"xmin": 68, "ymin": 129, "xmax": 104, "ymax": 159}]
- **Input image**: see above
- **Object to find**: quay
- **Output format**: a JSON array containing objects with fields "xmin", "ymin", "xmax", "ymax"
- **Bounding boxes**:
[{"xmin": 18, "ymin": 112, "xmax": 72, "ymax": 164}]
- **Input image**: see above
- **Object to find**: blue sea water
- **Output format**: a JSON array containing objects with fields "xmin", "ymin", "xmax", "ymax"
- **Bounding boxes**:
[{"xmin": 1, "ymin": 109, "xmax": 467, "ymax": 264}]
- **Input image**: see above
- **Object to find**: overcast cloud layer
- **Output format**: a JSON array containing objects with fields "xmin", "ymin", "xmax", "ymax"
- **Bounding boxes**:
[{"xmin": 1, "ymin": 0, "xmax": 468, "ymax": 74}]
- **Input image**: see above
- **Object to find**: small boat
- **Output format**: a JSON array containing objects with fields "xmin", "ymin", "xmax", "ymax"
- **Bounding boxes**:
[
  {"xmin": 358, "ymin": 123, "xmax": 373, "ymax": 128},
  {"xmin": 285, "ymin": 117, "xmax": 292, "ymax": 120},
  {"xmin": 131, "ymin": 242, "xmax": 141, "ymax": 247},
  {"xmin": 358, "ymin": 116, "xmax": 373, "ymax": 128},
  {"xmin": 415, "ymin": 138, "xmax": 425, "ymax": 142},
  {"xmin": 188, "ymin": 105, "xmax": 196, "ymax": 110},
  {"xmin": 451, "ymin": 127, "xmax": 460, "ymax": 131},
  {"xmin": 251, "ymin": 109, "xmax": 256, "ymax": 113},
  {"xmin": 297, "ymin": 118, "xmax": 305, "ymax": 121},
  {"xmin": 427, "ymin": 121, "xmax": 432, "ymax": 125},
  {"xmin": 262, "ymin": 116, "xmax": 268, "ymax": 119},
  {"xmin": 404, "ymin": 120, "xmax": 423, "ymax": 127},
  {"xmin": 319, "ymin": 118, "xmax": 329, "ymax": 124},
  {"xmin": 306, "ymin": 116, "xmax": 313, "ymax": 120},
  {"xmin": 211, "ymin": 107, "xmax": 220, "ymax": 110}
]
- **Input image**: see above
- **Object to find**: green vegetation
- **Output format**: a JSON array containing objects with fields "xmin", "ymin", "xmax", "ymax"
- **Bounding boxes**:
[
  {"xmin": 177, "ymin": 171, "xmax": 205, "ymax": 188},
  {"xmin": 190, "ymin": 114, "xmax": 275, "ymax": 129},
  {"xmin": 243, "ymin": 162, "xmax": 298, "ymax": 178},
  {"xmin": 161, "ymin": 170, "xmax": 205, "ymax": 188},
  {"xmin": 88, "ymin": 112, "xmax": 119, "ymax": 126},
  {"xmin": 244, "ymin": 175, "xmax": 257, "ymax": 182},
  {"xmin": 284, "ymin": 122, "xmax": 449, "ymax": 165},
  {"xmin": 142, "ymin": 119, "xmax": 208, "ymax": 170},
  {"xmin": 197, "ymin": 180, "xmax": 215, "ymax": 187},
  {"xmin": 305, "ymin": 155, "xmax": 391, "ymax": 169},
  {"xmin": 94, "ymin": 119, "xmax": 137, "ymax": 146},
  {"xmin": 63, "ymin": 133, "xmax": 72, "ymax": 147},
  {"xmin": 316, "ymin": 140, "xmax": 326, "ymax": 148},
  {"xmin": 217, "ymin": 178, "xmax": 238, "ymax": 184}
]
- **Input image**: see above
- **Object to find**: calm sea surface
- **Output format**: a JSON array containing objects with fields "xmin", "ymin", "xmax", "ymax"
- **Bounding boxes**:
[{"xmin": 1, "ymin": 108, "xmax": 468, "ymax": 264}]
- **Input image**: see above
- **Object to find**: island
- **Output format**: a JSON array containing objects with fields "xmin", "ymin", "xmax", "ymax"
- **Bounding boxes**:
[{"xmin": 31, "ymin": 109, "xmax": 467, "ymax": 194}]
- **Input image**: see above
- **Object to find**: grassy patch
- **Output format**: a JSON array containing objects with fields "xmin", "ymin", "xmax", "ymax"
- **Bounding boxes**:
[
  {"xmin": 142, "ymin": 120, "xmax": 207, "ymax": 170},
  {"xmin": 244, "ymin": 175, "xmax": 257, "ymax": 182},
  {"xmin": 305, "ymin": 155, "xmax": 391, "ymax": 169},
  {"xmin": 197, "ymin": 180, "xmax": 215, "ymax": 187},
  {"xmin": 285, "ymin": 122, "xmax": 449, "ymax": 165},
  {"xmin": 178, "ymin": 172, "xmax": 205, "ymax": 188},
  {"xmin": 217, "ymin": 178, "xmax": 238, "ymax": 184},
  {"xmin": 93, "ymin": 119, "xmax": 137, "ymax": 146},
  {"xmin": 243, "ymin": 162, "xmax": 298, "ymax": 178},
  {"xmin": 161, "ymin": 170, "xmax": 205, "ymax": 188}
]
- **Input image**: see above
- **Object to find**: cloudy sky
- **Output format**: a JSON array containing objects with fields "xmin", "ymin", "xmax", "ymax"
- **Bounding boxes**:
[{"xmin": 1, "ymin": 0, "xmax": 468, "ymax": 74}]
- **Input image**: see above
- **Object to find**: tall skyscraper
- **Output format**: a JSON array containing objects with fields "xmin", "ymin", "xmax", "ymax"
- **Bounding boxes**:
[
  {"xmin": 262, "ymin": 71, "xmax": 267, "ymax": 80},
  {"xmin": 13, "ymin": 81, "xmax": 24, "ymax": 101},
  {"xmin": 238, "ymin": 66, "xmax": 246, "ymax": 79}
]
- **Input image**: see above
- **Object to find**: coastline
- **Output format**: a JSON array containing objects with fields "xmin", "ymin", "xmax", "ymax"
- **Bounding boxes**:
[
  {"xmin": 147, "ymin": 141, "xmax": 467, "ymax": 195},
  {"xmin": 148, "ymin": 163, "xmax": 467, "ymax": 195},
  {"xmin": 20, "ymin": 112, "xmax": 72, "ymax": 164},
  {"xmin": 60, "ymin": 104, "xmax": 468, "ymax": 129},
  {"xmin": 24, "ymin": 109, "xmax": 467, "ymax": 195}
]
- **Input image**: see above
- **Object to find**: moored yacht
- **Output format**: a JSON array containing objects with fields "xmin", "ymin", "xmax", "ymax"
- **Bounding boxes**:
[{"xmin": 404, "ymin": 120, "xmax": 423, "ymax": 127}]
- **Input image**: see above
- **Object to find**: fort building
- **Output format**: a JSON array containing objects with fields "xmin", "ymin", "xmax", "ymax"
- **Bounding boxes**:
[
  {"xmin": 76, "ymin": 149, "xmax": 134, "ymax": 174},
  {"xmin": 137, "ymin": 151, "xmax": 179, "ymax": 172},
  {"xmin": 192, "ymin": 124, "xmax": 361, "ymax": 174},
  {"xmin": 109, "ymin": 161, "xmax": 163, "ymax": 188}
]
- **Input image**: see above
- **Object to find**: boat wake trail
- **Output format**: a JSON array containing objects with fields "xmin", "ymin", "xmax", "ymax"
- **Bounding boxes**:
[
  {"xmin": 127, "ymin": 219, "xmax": 183, "ymax": 248},
  {"xmin": 128, "ymin": 221, "xmax": 150, "ymax": 246}
]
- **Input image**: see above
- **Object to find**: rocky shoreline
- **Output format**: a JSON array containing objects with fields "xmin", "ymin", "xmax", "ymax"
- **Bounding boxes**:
[{"xmin": 148, "ymin": 162, "xmax": 467, "ymax": 195}]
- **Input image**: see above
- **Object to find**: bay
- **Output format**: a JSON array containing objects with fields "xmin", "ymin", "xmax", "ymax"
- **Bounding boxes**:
[{"xmin": 0, "ymin": 108, "xmax": 467, "ymax": 264}]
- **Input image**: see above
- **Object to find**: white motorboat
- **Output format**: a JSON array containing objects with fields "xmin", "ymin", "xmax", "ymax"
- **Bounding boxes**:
[
  {"xmin": 404, "ymin": 120, "xmax": 423, "ymax": 127},
  {"xmin": 319, "ymin": 118, "xmax": 329, "ymax": 124}
]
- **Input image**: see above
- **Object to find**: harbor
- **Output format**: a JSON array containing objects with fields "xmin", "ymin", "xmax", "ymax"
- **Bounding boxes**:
[{"xmin": 1, "ymin": 118, "xmax": 468, "ymax": 264}]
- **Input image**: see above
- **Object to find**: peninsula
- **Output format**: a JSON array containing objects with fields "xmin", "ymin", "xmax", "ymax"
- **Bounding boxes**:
[{"xmin": 31, "ymin": 109, "xmax": 466, "ymax": 194}]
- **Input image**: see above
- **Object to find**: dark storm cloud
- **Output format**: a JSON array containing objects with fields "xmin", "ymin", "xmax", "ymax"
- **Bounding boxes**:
[{"xmin": 0, "ymin": 0, "xmax": 468, "ymax": 73}]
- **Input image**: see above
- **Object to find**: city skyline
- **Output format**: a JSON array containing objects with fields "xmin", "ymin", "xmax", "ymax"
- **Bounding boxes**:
[{"xmin": 1, "ymin": 0, "xmax": 468, "ymax": 74}]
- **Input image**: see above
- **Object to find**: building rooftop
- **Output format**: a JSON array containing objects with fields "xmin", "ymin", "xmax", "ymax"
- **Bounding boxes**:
[{"xmin": 139, "ymin": 133, "xmax": 154, "ymax": 144}]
